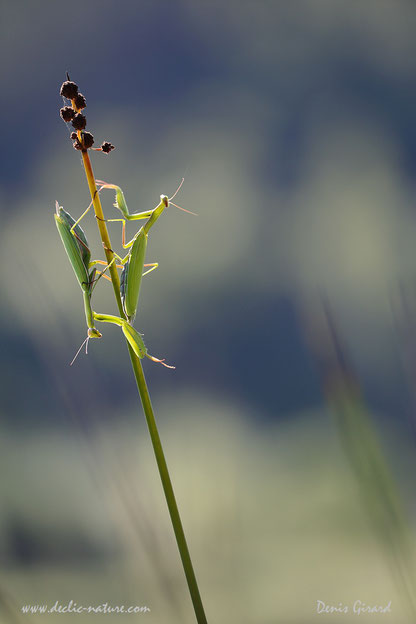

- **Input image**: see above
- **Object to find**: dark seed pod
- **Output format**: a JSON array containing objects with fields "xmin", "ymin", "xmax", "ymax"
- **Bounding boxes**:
[
  {"xmin": 71, "ymin": 113, "xmax": 87, "ymax": 131},
  {"xmin": 60, "ymin": 80, "xmax": 79, "ymax": 99},
  {"xmin": 60, "ymin": 106, "xmax": 75, "ymax": 122},
  {"xmin": 74, "ymin": 93, "xmax": 86, "ymax": 110},
  {"xmin": 82, "ymin": 132, "xmax": 94, "ymax": 149},
  {"xmin": 101, "ymin": 141, "xmax": 115, "ymax": 154},
  {"xmin": 72, "ymin": 138, "xmax": 83, "ymax": 151},
  {"xmin": 70, "ymin": 132, "xmax": 77, "ymax": 139}
]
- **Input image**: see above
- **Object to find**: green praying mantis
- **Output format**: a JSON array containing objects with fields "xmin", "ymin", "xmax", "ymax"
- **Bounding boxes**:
[
  {"xmin": 54, "ymin": 179, "xmax": 193, "ymax": 367},
  {"xmin": 54, "ymin": 201, "xmax": 104, "ymax": 341},
  {"xmin": 96, "ymin": 178, "xmax": 192, "ymax": 322}
]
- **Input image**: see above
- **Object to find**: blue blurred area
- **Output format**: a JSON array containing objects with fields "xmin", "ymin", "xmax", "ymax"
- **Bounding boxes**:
[
  {"xmin": 3, "ymin": 3, "xmax": 416, "ymax": 621},
  {"xmin": 2, "ymin": 1, "xmax": 416, "ymax": 427}
]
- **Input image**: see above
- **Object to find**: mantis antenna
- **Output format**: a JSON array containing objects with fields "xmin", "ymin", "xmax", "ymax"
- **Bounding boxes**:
[
  {"xmin": 168, "ymin": 178, "xmax": 198, "ymax": 216},
  {"xmin": 70, "ymin": 334, "xmax": 90, "ymax": 366}
]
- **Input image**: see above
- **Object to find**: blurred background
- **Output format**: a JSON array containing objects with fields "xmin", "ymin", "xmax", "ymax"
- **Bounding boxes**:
[{"xmin": 2, "ymin": 1, "xmax": 416, "ymax": 622}]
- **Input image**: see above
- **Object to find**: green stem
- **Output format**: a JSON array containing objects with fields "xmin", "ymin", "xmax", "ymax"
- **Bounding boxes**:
[
  {"xmin": 79, "ymin": 148, "xmax": 208, "ymax": 623},
  {"xmin": 129, "ymin": 349, "xmax": 208, "ymax": 624}
]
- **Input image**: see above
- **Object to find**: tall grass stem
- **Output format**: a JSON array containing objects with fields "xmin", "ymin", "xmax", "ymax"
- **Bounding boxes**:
[{"xmin": 79, "ymin": 145, "xmax": 208, "ymax": 623}]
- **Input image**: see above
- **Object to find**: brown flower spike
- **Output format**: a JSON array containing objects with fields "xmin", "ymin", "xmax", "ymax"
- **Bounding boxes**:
[
  {"xmin": 81, "ymin": 132, "xmax": 94, "ymax": 149},
  {"xmin": 59, "ymin": 78, "xmax": 112, "ymax": 154},
  {"xmin": 60, "ymin": 80, "xmax": 79, "ymax": 99},
  {"xmin": 73, "ymin": 93, "xmax": 86, "ymax": 110},
  {"xmin": 101, "ymin": 141, "xmax": 115, "ymax": 154},
  {"xmin": 72, "ymin": 113, "xmax": 87, "ymax": 131},
  {"xmin": 60, "ymin": 106, "xmax": 75, "ymax": 122}
]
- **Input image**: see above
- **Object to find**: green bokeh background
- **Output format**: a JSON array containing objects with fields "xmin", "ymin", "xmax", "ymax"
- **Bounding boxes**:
[{"xmin": 1, "ymin": 1, "xmax": 416, "ymax": 622}]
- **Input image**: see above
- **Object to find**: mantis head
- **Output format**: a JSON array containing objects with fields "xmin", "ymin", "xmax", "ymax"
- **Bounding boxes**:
[
  {"xmin": 70, "ymin": 328, "xmax": 102, "ymax": 366},
  {"xmin": 88, "ymin": 328, "xmax": 102, "ymax": 339}
]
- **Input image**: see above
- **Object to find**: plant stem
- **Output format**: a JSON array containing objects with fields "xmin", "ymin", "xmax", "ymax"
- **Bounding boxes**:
[
  {"xmin": 129, "ymin": 351, "xmax": 208, "ymax": 624},
  {"xmin": 80, "ymin": 148, "xmax": 208, "ymax": 624},
  {"xmin": 81, "ymin": 150, "xmax": 123, "ymax": 311}
]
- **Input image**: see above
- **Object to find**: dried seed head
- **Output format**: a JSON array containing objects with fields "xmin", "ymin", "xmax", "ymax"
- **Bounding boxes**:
[
  {"xmin": 60, "ymin": 106, "xmax": 76, "ymax": 122},
  {"xmin": 101, "ymin": 141, "xmax": 115, "ymax": 154},
  {"xmin": 60, "ymin": 80, "xmax": 79, "ymax": 99},
  {"xmin": 72, "ymin": 138, "xmax": 83, "ymax": 151},
  {"xmin": 71, "ymin": 113, "xmax": 87, "ymax": 130},
  {"xmin": 82, "ymin": 131, "xmax": 94, "ymax": 149},
  {"xmin": 74, "ymin": 93, "xmax": 86, "ymax": 110},
  {"xmin": 70, "ymin": 131, "xmax": 77, "ymax": 139}
]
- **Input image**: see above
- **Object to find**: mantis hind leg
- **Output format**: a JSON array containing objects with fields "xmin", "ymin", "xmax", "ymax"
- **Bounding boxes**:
[
  {"xmin": 91, "ymin": 258, "xmax": 124, "ymax": 269},
  {"xmin": 70, "ymin": 182, "xmax": 110, "ymax": 235},
  {"xmin": 92, "ymin": 271, "xmax": 112, "ymax": 283},
  {"xmin": 69, "ymin": 187, "xmax": 103, "ymax": 235},
  {"xmin": 146, "ymin": 353, "xmax": 175, "ymax": 369},
  {"xmin": 104, "ymin": 218, "xmax": 136, "ymax": 249},
  {"xmin": 88, "ymin": 260, "xmax": 157, "ymax": 283},
  {"xmin": 70, "ymin": 203, "xmax": 91, "ymax": 234},
  {"xmin": 88, "ymin": 257, "xmax": 116, "ymax": 290},
  {"xmin": 142, "ymin": 262, "xmax": 159, "ymax": 277}
]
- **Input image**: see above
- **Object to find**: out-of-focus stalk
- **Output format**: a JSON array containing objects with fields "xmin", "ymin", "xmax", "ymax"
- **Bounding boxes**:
[{"xmin": 305, "ymin": 298, "xmax": 416, "ymax": 618}]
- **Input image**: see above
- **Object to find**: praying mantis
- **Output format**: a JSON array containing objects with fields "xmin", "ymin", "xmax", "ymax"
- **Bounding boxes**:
[
  {"xmin": 54, "ymin": 179, "xmax": 192, "ymax": 367},
  {"xmin": 96, "ymin": 178, "xmax": 190, "ymax": 322},
  {"xmin": 54, "ymin": 201, "xmax": 104, "ymax": 341}
]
